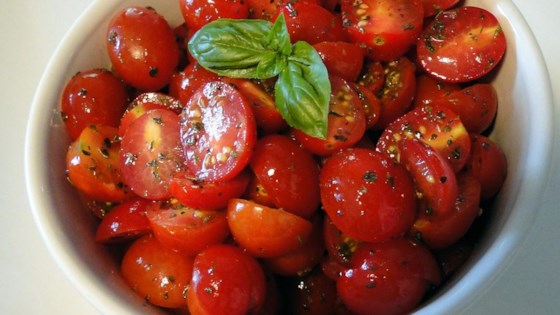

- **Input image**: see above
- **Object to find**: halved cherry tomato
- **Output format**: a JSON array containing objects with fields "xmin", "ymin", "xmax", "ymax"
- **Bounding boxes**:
[
  {"xmin": 169, "ymin": 169, "xmax": 251, "ymax": 210},
  {"xmin": 121, "ymin": 234, "xmax": 193, "ymax": 309},
  {"xmin": 172, "ymin": 63, "xmax": 221, "ymax": 106},
  {"xmin": 227, "ymin": 198, "xmax": 313, "ymax": 258},
  {"xmin": 293, "ymin": 76, "xmax": 366, "ymax": 156},
  {"xmin": 107, "ymin": 7, "xmax": 179, "ymax": 91},
  {"xmin": 400, "ymin": 138, "xmax": 459, "ymax": 217},
  {"xmin": 180, "ymin": 0, "xmax": 249, "ymax": 31},
  {"xmin": 411, "ymin": 171, "xmax": 481, "ymax": 249},
  {"xmin": 246, "ymin": 0, "xmax": 321, "ymax": 20},
  {"xmin": 243, "ymin": 173, "xmax": 277, "ymax": 208},
  {"xmin": 180, "ymin": 81, "xmax": 257, "ymax": 182},
  {"xmin": 357, "ymin": 60, "xmax": 385, "ymax": 95},
  {"xmin": 465, "ymin": 134, "xmax": 507, "ymax": 200},
  {"xmin": 145, "ymin": 200, "xmax": 229, "ymax": 256},
  {"xmin": 323, "ymin": 215, "xmax": 361, "ymax": 266},
  {"xmin": 188, "ymin": 244, "xmax": 266, "ymax": 315},
  {"xmin": 352, "ymin": 83, "xmax": 381, "ymax": 129},
  {"xmin": 376, "ymin": 105, "xmax": 471, "ymax": 173},
  {"xmin": 320, "ymin": 148, "xmax": 417, "ymax": 243},
  {"xmin": 119, "ymin": 92, "xmax": 183, "ymax": 136},
  {"xmin": 416, "ymin": 6, "xmax": 506, "ymax": 82},
  {"xmin": 250, "ymin": 134, "xmax": 321, "ymax": 218},
  {"xmin": 60, "ymin": 69, "xmax": 128, "ymax": 140},
  {"xmin": 341, "ymin": 0, "xmax": 424, "ymax": 61},
  {"xmin": 274, "ymin": 2, "xmax": 346, "ymax": 44},
  {"xmin": 337, "ymin": 239, "xmax": 441, "ymax": 315},
  {"xmin": 313, "ymin": 41, "xmax": 365, "ymax": 82},
  {"xmin": 119, "ymin": 108, "xmax": 184, "ymax": 200},
  {"xmin": 421, "ymin": 0, "xmax": 460, "ymax": 17},
  {"xmin": 95, "ymin": 197, "xmax": 152, "ymax": 243},
  {"xmin": 283, "ymin": 268, "xmax": 339, "ymax": 315},
  {"xmin": 413, "ymin": 73, "xmax": 461, "ymax": 109},
  {"xmin": 66, "ymin": 125, "xmax": 127, "ymax": 202}
]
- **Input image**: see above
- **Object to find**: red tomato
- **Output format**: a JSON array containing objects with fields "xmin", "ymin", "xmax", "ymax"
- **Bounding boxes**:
[
  {"xmin": 180, "ymin": 0, "xmax": 249, "ymax": 31},
  {"xmin": 222, "ymin": 78, "xmax": 287, "ymax": 134},
  {"xmin": 314, "ymin": 41, "xmax": 365, "ymax": 82},
  {"xmin": 320, "ymin": 148, "xmax": 417, "ymax": 243},
  {"xmin": 341, "ymin": 0, "xmax": 424, "ymax": 61},
  {"xmin": 337, "ymin": 239, "xmax": 441, "ymax": 315},
  {"xmin": 60, "ymin": 69, "xmax": 128, "ymax": 140},
  {"xmin": 376, "ymin": 105, "xmax": 472, "ymax": 173},
  {"xmin": 274, "ymin": 2, "xmax": 346, "ymax": 44},
  {"xmin": 400, "ymin": 138, "xmax": 459, "ymax": 217},
  {"xmin": 119, "ymin": 108, "xmax": 184, "ymax": 200},
  {"xmin": 180, "ymin": 81, "xmax": 257, "ymax": 182},
  {"xmin": 411, "ymin": 171, "xmax": 481, "ymax": 249},
  {"xmin": 169, "ymin": 169, "xmax": 251, "ymax": 210},
  {"xmin": 357, "ymin": 60, "xmax": 385, "ymax": 95},
  {"xmin": 323, "ymin": 215, "xmax": 361, "ymax": 266},
  {"xmin": 145, "ymin": 200, "xmax": 229, "ymax": 256},
  {"xmin": 106, "ymin": 7, "xmax": 179, "ymax": 91},
  {"xmin": 352, "ymin": 83, "xmax": 381, "ymax": 129},
  {"xmin": 121, "ymin": 234, "xmax": 193, "ymax": 309},
  {"xmin": 465, "ymin": 134, "xmax": 507, "ymax": 200},
  {"xmin": 118, "ymin": 92, "xmax": 183, "ymax": 136},
  {"xmin": 188, "ymin": 244, "xmax": 266, "ymax": 315},
  {"xmin": 227, "ymin": 198, "xmax": 313, "ymax": 258},
  {"xmin": 95, "ymin": 197, "xmax": 152, "ymax": 243},
  {"xmin": 416, "ymin": 6, "xmax": 507, "ymax": 82},
  {"xmin": 283, "ymin": 268, "xmax": 339, "ymax": 315},
  {"xmin": 421, "ymin": 0, "xmax": 460, "ymax": 17},
  {"xmin": 173, "ymin": 22, "xmax": 192, "ymax": 70},
  {"xmin": 413, "ymin": 73, "xmax": 461, "ymax": 109},
  {"xmin": 172, "ymin": 62, "xmax": 221, "ymax": 106},
  {"xmin": 434, "ymin": 238, "xmax": 474, "ymax": 278},
  {"xmin": 246, "ymin": 0, "xmax": 321, "ymax": 19},
  {"xmin": 243, "ymin": 173, "xmax": 277, "ymax": 208},
  {"xmin": 294, "ymin": 76, "xmax": 367, "ymax": 156},
  {"xmin": 250, "ymin": 134, "xmax": 321, "ymax": 218},
  {"xmin": 66, "ymin": 125, "xmax": 127, "ymax": 202}
]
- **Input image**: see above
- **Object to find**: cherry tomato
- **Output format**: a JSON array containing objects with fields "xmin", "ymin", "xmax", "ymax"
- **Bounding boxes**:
[
  {"xmin": 66, "ymin": 125, "xmax": 127, "ymax": 202},
  {"xmin": 421, "ymin": 0, "xmax": 460, "ymax": 17},
  {"xmin": 323, "ymin": 215, "xmax": 361, "ymax": 266},
  {"xmin": 341, "ymin": 0, "xmax": 424, "ymax": 61},
  {"xmin": 376, "ymin": 105, "xmax": 471, "ymax": 173},
  {"xmin": 121, "ymin": 234, "xmax": 193, "ymax": 309},
  {"xmin": 172, "ymin": 62, "xmax": 221, "ymax": 106},
  {"xmin": 180, "ymin": 0, "xmax": 249, "ymax": 31},
  {"xmin": 314, "ymin": 41, "xmax": 365, "ymax": 82},
  {"xmin": 274, "ymin": 2, "xmax": 346, "ymax": 45},
  {"xmin": 400, "ymin": 138, "xmax": 459, "ymax": 217},
  {"xmin": 357, "ymin": 60, "xmax": 385, "ymax": 95},
  {"xmin": 352, "ymin": 83, "xmax": 381, "ymax": 129},
  {"xmin": 246, "ymin": 0, "xmax": 321, "ymax": 20},
  {"xmin": 243, "ymin": 173, "xmax": 277, "ymax": 208},
  {"xmin": 250, "ymin": 134, "xmax": 321, "ymax": 218},
  {"xmin": 60, "ymin": 69, "xmax": 128, "ymax": 140},
  {"xmin": 169, "ymin": 169, "xmax": 251, "ymax": 210},
  {"xmin": 119, "ymin": 108, "xmax": 184, "ymax": 200},
  {"xmin": 145, "ymin": 200, "xmax": 229, "ymax": 256},
  {"xmin": 320, "ymin": 148, "xmax": 417, "ymax": 243},
  {"xmin": 188, "ymin": 244, "xmax": 266, "ymax": 315},
  {"xmin": 413, "ymin": 73, "xmax": 461, "ymax": 109},
  {"xmin": 416, "ymin": 6, "xmax": 507, "ymax": 82},
  {"xmin": 337, "ymin": 239, "xmax": 441, "ymax": 315},
  {"xmin": 227, "ymin": 198, "xmax": 313, "ymax": 258},
  {"xmin": 283, "ymin": 268, "xmax": 339, "ymax": 315},
  {"xmin": 293, "ymin": 76, "xmax": 366, "ymax": 156},
  {"xmin": 95, "ymin": 197, "xmax": 152, "ymax": 243},
  {"xmin": 107, "ymin": 7, "xmax": 179, "ymax": 91},
  {"xmin": 118, "ymin": 92, "xmax": 183, "ymax": 136},
  {"xmin": 465, "ymin": 134, "xmax": 507, "ymax": 200},
  {"xmin": 411, "ymin": 171, "xmax": 481, "ymax": 249},
  {"xmin": 180, "ymin": 81, "xmax": 257, "ymax": 182}
]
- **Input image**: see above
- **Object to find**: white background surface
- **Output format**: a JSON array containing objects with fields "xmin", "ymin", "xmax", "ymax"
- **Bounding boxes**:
[{"xmin": 1, "ymin": 1, "xmax": 558, "ymax": 314}]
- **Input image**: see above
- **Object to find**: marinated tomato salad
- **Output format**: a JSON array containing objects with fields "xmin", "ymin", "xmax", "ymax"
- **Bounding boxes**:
[{"xmin": 60, "ymin": 0, "xmax": 508, "ymax": 314}]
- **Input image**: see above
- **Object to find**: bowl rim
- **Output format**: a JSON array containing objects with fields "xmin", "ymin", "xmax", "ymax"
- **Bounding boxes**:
[{"xmin": 24, "ymin": 0, "xmax": 556, "ymax": 314}]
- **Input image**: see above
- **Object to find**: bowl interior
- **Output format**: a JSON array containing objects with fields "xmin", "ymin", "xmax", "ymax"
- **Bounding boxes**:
[{"xmin": 25, "ymin": 0, "xmax": 554, "ymax": 314}]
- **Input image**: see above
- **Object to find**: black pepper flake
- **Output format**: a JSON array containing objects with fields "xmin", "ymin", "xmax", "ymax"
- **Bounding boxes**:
[
  {"xmin": 366, "ymin": 282, "xmax": 376, "ymax": 289},
  {"xmin": 363, "ymin": 171, "xmax": 377, "ymax": 183},
  {"xmin": 334, "ymin": 134, "xmax": 348, "ymax": 142},
  {"xmin": 149, "ymin": 66, "xmax": 159, "ymax": 78},
  {"xmin": 78, "ymin": 88, "xmax": 88, "ymax": 97},
  {"xmin": 440, "ymin": 176, "xmax": 447, "ymax": 183}
]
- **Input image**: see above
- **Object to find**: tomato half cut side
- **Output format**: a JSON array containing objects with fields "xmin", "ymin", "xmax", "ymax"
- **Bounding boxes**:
[
  {"xmin": 416, "ymin": 6, "xmax": 507, "ymax": 82},
  {"xmin": 421, "ymin": 0, "xmax": 460, "ymax": 17},
  {"xmin": 180, "ymin": 81, "xmax": 257, "ymax": 182},
  {"xmin": 95, "ymin": 197, "xmax": 152, "ymax": 243},
  {"xmin": 119, "ymin": 108, "xmax": 184, "ymax": 200},
  {"xmin": 227, "ymin": 198, "xmax": 313, "ymax": 258},
  {"xmin": 119, "ymin": 92, "xmax": 183, "ymax": 136}
]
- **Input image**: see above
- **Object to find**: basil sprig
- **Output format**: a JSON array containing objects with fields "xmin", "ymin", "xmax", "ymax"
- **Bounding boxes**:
[{"xmin": 188, "ymin": 14, "xmax": 330, "ymax": 139}]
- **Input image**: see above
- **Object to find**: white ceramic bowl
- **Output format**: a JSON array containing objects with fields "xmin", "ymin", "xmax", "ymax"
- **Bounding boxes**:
[{"xmin": 25, "ymin": 0, "xmax": 554, "ymax": 314}]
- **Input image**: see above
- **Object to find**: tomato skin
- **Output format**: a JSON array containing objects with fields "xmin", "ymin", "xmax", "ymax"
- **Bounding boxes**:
[
  {"xmin": 416, "ymin": 6, "xmax": 506, "ymax": 82},
  {"xmin": 95, "ymin": 197, "xmax": 152, "ymax": 243},
  {"xmin": 118, "ymin": 92, "xmax": 183, "ymax": 136},
  {"xmin": 243, "ymin": 173, "xmax": 277, "ymax": 208},
  {"xmin": 413, "ymin": 73, "xmax": 461, "ymax": 109},
  {"xmin": 320, "ymin": 148, "xmax": 417, "ymax": 243},
  {"xmin": 421, "ymin": 0, "xmax": 460, "ymax": 17},
  {"xmin": 180, "ymin": 0, "xmax": 249, "ymax": 31},
  {"xmin": 181, "ymin": 81, "xmax": 257, "ymax": 182},
  {"xmin": 465, "ymin": 134, "xmax": 507, "ymax": 200},
  {"xmin": 60, "ymin": 69, "xmax": 128, "ymax": 140},
  {"xmin": 337, "ymin": 239, "xmax": 441, "ymax": 315},
  {"xmin": 66, "ymin": 125, "xmax": 128, "ymax": 202},
  {"xmin": 107, "ymin": 7, "xmax": 179, "ymax": 91},
  {"xmin": 314, "ymin": 41, "xmax": 365, "ymax": 82},
  {"xmin": 172, "ymin": 63, "xmax": 221, "ymax": 106},
  {"xmin": 352, "ymin": 83, "xmax": 381, "ymax": 129},
  {"xmin": 227, "ymin": 198, "xmax": 314, "ymax": 258},
  {"xmin": 250, "ymin": 134, "xmax": 321, "ymax": 218},
  {"xmin": 341, "ymin": 0, "xmax": 424, "ymax": 61},
  {"xmin": 323, "ymin": 215, "xmax": 361, "ymax": 266},
  {"xmin": 146, "ymin": 201, "xmax": 229, "ymax": 256},
  {"xmin": 294, "ymin": 76, "xmax": 367, "ymax": 157},
  {"xmin": 283, "ymin": 268, "xmax": 339, "ymax": 315},
  {"xmin": 169, "ymin": 169, "xmax": 251, "ymax": 210},
  {"xmin": 121, "ymin": 234, "xmax": 193, "ymax": 309},
  {"xmin": 188, "ymin": 244, "xmax": 266, "ymax": 315}
]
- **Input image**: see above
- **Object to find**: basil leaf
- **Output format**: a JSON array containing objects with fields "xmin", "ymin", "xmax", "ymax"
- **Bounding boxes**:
[
  {"xmin": 275, "ymin": 41, "xmax": 330, "ymax": 139},
  {"xmin": 265, "ymin": 14, "xmax": 292, "ymax": 56}
]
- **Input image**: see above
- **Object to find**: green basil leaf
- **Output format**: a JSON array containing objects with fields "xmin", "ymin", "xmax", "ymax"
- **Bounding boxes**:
[
  {"xmin": 275, "ymin": 41, "xmax": 330, "ymax": 139},
  {"xmin": 265, "ymin": 14, "xmax": 292, "ymax": 56}
]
